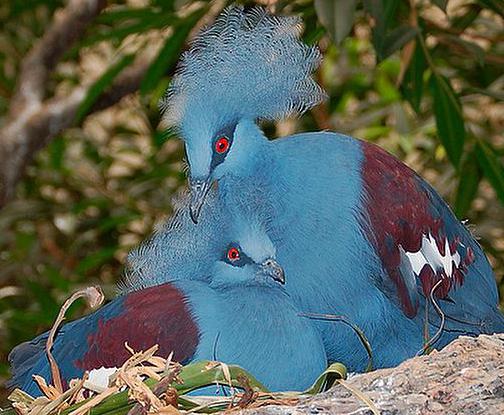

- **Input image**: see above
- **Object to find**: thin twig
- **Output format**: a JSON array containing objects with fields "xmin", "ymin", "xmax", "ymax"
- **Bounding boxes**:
[
  {"xmin": 126, "ymin": 364, "xmax": 182, "ymax": 415},
  {"xmin": 417, "ymin": 279, "xmax": 445, "ymax": 356},
  {"xmin": 299, "ymin": 312, "xmax": 374, "ymax": 371},
  {"xmin": 336, "ymin": 379, "xmax": 380, "ymax": 415},
  {"xmin": 46, "ymin": 287, "xmax": 104, "ymax": 393}
]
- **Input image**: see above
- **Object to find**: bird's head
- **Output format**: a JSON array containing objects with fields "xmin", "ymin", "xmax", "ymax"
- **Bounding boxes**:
[
  {"xmin": 210, "ymin": 221, "xmax": 284, "ymax": 289},
  {"xmin": 182, "ymin": 118, "xmax": 265, "ymax": 222},
  {"xmin": 160, "ymin": 5, "xmax": 326, "ymax": 223}
]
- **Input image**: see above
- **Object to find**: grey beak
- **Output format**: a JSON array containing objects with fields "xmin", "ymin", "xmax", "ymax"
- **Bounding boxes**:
[
  {"xmin": 261, "ymin": 258, "xmax": 285, "ymax": 285},
  {"xmin": 189, "ymin": 178, "xmax": 212, "ymax": 224}
]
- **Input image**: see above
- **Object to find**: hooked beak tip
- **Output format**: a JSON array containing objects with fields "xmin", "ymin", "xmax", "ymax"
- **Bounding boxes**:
[
  {"xmin": 189, "ymin": 178, "xmax": 211, "ymax": 224},
  {"xmin": 262, "ymin": 259, "xmax": 285, "ymax": 285},
  {"xmin": 275, "ymin": 271, "xmax": 286, "ymax": 285},
  {"xmin": 189, "ymin": 205, "xmax": 200, "ymax": 224}
]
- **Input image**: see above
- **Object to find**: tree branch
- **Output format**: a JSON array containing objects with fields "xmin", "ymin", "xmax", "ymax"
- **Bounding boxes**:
[
  {"xmin": 0, "ymin": 0, "xmax": 114, "ymax": 208},
  {"xmin": 7, "ymin": 0, "xmax": 107, "ymax": 118},
  {"xmin": 0, "ymin": 0, "xmax": 225, "ymax": 209}
]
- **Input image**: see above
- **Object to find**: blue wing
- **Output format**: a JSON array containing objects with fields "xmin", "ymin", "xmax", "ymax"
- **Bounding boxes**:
[
  {"xmin": 9, "ymin": 283, "xmax": 200, "ymax": 397},
  {"xmin": 360, "ymin": 140, "xmax": 504, "ymax": 344}
]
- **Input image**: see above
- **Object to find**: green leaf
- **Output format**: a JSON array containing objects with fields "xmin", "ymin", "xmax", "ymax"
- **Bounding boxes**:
[
  {"xmin": 314, "ymin": 0, "xmax": 358, "ymax": 44},
  {"xmin": 175, "ymin": 361, "xmax": 268, "ymax": 395},
  {"xmin": 432, "ymin": 0, "xmax": 448, "ymax": 12},
  {"xmin": 401, "ymin": 40, "xmax": 426, "ymax": 113},
  {"xmin": 48, "ymin": 136, "xmax": 66, "ymax": 171},
  {"xmin": 24, "ymin": 280, "xmax": 60, "ymax": 321},
  {"xmin": 76, "ymin": 54, "xmax": 135, "ymax": 123},
  {"xmin": 304, "ymin": 362, "xmax": 347, "ymax": 395},
  {"xmin": 363, "ymin": 0, "xmax": 400, "ymax": 59},
  {"xmin": 140, "ymin": 9, "xmax": 206, "ymax": 96},
  {"xmin": 475, "ymin": 140, "xmax": 504, "ymax": 203},
  {"xmin": 381, "ymin": 25, "xmax": 418, "ymax": 59},
  {"xmin": 429, "ymin": 74, "xmax": 466, "ymax": 167},
  {"xmin": 96, "ymin": 7, "xmax": 162, "ymax": 25},
  {"xmin": 452, "ymin": 4, "xmax": 482, "ymax": 30},
  {"xmin": 454, "ymin": 150, "xmax": 482, "ymax": 217},
  {"xmin": 78, "ymin": 13, "xmax": 178, "ymax": 49}
]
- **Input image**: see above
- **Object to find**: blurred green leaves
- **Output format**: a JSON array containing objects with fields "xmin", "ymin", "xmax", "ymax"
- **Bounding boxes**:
[
  {"xmin": 76, "ymin": 54, "xmax": 136, "ymax": 123},
  {"xmin": 454, "ymin": 150, "xmax": 482, "ymax": 217},
  {"xmin": 314, "ymin": 0, "xmax": 358, "ymax": 44},
  {"xmin": 476, "ymin": 140, "xmax": 504, "ymax": 204},
  {"xmin": 315, "ymin": 0, "xmax": 503, "ymax": 216},
  {"xmin": 140, "ymin": 7, "xmax": 207, "ymax": 97}
]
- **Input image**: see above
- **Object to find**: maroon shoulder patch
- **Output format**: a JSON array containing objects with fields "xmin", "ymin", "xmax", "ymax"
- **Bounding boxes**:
[
  {"xmin": 76, "ymin": 283, "xmax": 199, "ymax": 370},
  {"xmin": 360, "ymin": 141, "xmax": 472, "ymax": 317}
]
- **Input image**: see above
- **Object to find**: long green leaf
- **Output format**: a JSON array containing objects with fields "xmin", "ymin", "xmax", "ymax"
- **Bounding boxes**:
[
  {"xmin": 314, "ymin": 0, "xmax": 357, "ymax": 45},
  {"xmin": 429, "ymin": 74, "xmax": 466, "ymax": 167},
  {"xmin": 454, "ymin": 149, "xmax": 482, "ymax": 217},
  {"xmin": 401, "ymin": 40, "xmax": 426, "ymax": 113},
  {"xmin": 79, "ymin": 14, "xmax": 179, "ymax": 48},
  {"xmin": 443, "ymin": 35, "xmax": 485, "ymax": 66},
  {"xmin": 76, "ymin": 54, "xmax": 135, "ymax": 123},
  {"xmin": 363, "ymin": 0, "xmax": 400, "ymax": 60},
  {"xmin": 96, "ymin": 7, "xmax": 162, "ymax": 25},
  {"xmin": 304, "ymin": 362, "xmax": 347, "ymax": 395},
  {"xmin": 381, "ymin": 25, "xmax": 418, "ymax": 59},
  {"xmin": 140, "ymin": 8, "xmax": 206, "ymax": 96},
  {"xmin": 175, "ymin": 360, "xmax": 268, "ymax": 395},
  {"xmin": 475, "ymin": 140, "xmax": 504, "ymax": 203},
  {"xmin": 452, "ymin": 4, "xmax": 482, "ymax": 30}
]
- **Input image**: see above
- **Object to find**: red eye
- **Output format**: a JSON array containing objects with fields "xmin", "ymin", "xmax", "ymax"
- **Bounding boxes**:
[
  {"xmin": 227, "ymin": 247, "xmax": 240, "ymax": 262},
  {"xmin": 215, "ymin": 136, "xmax": 230, "ymax": 154}
]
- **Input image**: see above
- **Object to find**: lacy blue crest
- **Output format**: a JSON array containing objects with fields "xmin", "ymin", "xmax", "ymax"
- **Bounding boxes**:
[
  {"xmin": 160, "ymin": 5, "xmax": 327, "ymax": 130},
  {"xmin": 119, "ymin": 190, "xmax": 222, "ymax": 293}
]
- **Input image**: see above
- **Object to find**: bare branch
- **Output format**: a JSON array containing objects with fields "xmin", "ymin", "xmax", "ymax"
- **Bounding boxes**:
[
  {"xmin": 0, "ymin": 0, "xmax": 106, "ymax": 207},
  {"xmin": 0, "ymin": 0, "xmax": 226, "ymax": 209},
  {"xmin": 8, "ymin": 0, "xmax": 107, "ymax": 117},
  {"xmin": 0, "ymin": 57, "xmax": 152, "ymax": 207}
]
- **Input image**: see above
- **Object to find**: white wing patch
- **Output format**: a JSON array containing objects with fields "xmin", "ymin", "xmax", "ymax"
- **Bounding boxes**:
[
  {"xmin": 86, "ymin": 366, "xmax": 118, "ymax": 390},
  {"xmin": 401, "ymin": 233, "xmax": 461, "ymax": 278}
]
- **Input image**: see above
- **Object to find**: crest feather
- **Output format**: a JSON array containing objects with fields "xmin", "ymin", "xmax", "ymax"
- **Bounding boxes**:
[
  {"xmin": 119, "ymin": 190, "xmax": 221, "ymax": 294},
  {"xmin": 161, "ymin": 5, "xmax": 326, "ymax": 129}
]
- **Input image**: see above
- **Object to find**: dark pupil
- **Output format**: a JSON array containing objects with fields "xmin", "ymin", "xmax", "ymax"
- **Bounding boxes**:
[
  {"xmin": 219, "ymin": 142, "xmax": 226, "ymax": 150},
  {"xmin": 230, "ymin": 249, "xmax": 238, "ymax": 258}
]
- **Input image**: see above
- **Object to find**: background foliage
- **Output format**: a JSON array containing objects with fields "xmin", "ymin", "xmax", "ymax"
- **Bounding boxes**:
[{"xmin": 0, "ymin": 0, "xmax": 503, "ymax": 401}]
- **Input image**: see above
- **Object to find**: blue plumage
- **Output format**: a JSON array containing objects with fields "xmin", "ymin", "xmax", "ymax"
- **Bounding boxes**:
[
  {"xmin": 9, "ymin": 207, "xmax": 326, "ymax": 396},
  {"xmin": 162, "ymin": 5, "xmax": 504, "ymax": 371}
]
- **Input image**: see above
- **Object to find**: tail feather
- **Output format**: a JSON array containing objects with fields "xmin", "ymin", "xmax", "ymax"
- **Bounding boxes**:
[
  {"xmin": 483, "ymin": 307, "xmax": 504, "ymax": 334},
  {"xmin": 7, "ymin": 331, "xmax": 49, "ymax": 390}
]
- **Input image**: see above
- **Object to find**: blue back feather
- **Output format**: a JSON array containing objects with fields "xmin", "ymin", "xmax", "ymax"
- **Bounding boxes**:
[{"xmin": 160, "ymin": 5, "xmax": 326, "ymax": 130}]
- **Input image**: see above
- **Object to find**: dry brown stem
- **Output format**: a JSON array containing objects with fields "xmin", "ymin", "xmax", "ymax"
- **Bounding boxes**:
[{"xmin": 46, "ymin": 287, "xmax": 104, "ymax": 393}]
